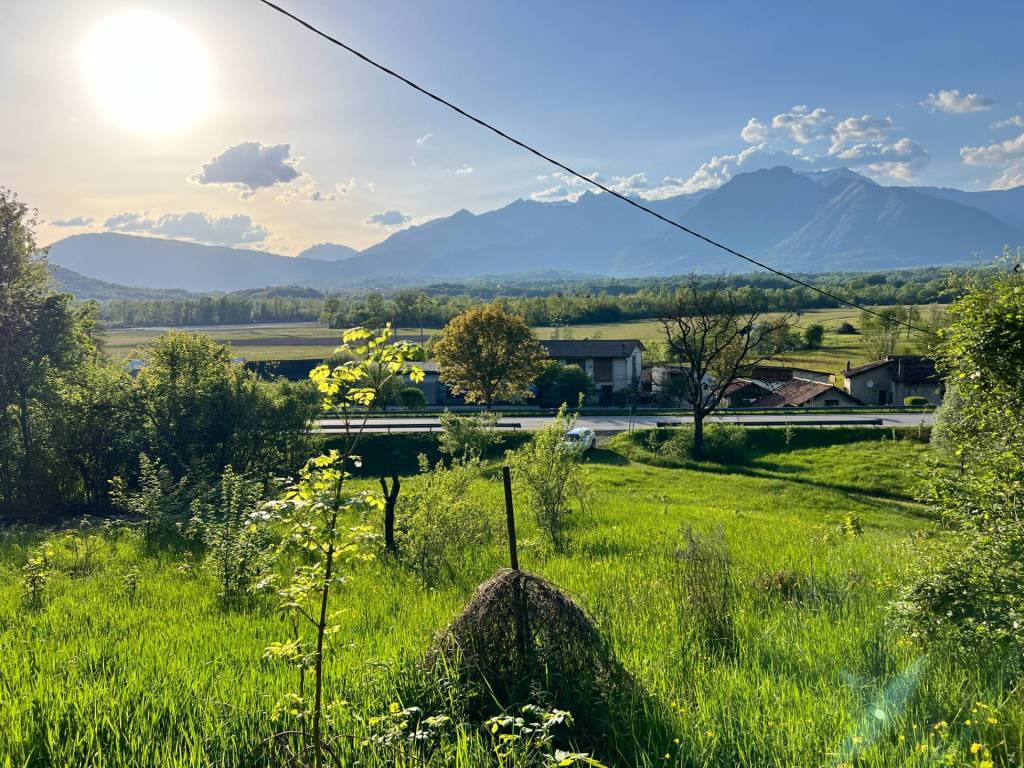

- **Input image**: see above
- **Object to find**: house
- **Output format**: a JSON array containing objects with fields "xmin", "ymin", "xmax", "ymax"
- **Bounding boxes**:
[
  {"xmin": 540, "ymin": 339, "xmax": 644, "ymax": 405},
  {"xmin": 650, "ymin": 364, "xmax": 713, "ymax": 406},
  {"xmin": 721, "ymin": 378, "xmax": 773, "ymax": 408},
  {"xmin": 755, "ymin": 379, "xmax": 864, "ymax": 408},
  {"xmin": 748, "ymin": 365, "xmax": 832, "ymax": 390},
  {"xmin": 842, "ymin": 355, "xmax": 943, "ymax": 406},
  {"xmin": 410, "ymin": 361, "xmax": 465, "ymax": 407}
]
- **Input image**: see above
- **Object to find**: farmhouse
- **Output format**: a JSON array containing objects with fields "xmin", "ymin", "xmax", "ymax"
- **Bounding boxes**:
[
  {"xmin": 748, "ymin": 365, "xmax": 833, "ymax": 390},
  {"xmin": 842, "ymin": 355, "xmax": 944, "ymax": 406},
  {"xmin": 721, "ymin": 378, "xmax": 773, "ymax": 408},
  {"xmin": 755, "ymin": 379, "xmax": 864, "ymax": 408},
  {"xmin": 540, "ymin": 339, "xmax": 644, "ymax": 405}
]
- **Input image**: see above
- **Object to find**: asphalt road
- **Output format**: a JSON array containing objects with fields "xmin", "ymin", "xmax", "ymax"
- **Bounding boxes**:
[{"xmin": 317, "ymin": 411, "xmax": 934, "ymax": 434}]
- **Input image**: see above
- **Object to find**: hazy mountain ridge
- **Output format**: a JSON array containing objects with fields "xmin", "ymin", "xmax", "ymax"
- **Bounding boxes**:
[{"xmin": 47, "ymin": 167, "xmax": 1024, "ymax": 291}]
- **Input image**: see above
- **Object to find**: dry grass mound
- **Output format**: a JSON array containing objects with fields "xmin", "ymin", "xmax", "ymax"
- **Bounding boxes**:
[{"xmin": 432, "ymin": 568, "xmax": 626, "ymax": 711}]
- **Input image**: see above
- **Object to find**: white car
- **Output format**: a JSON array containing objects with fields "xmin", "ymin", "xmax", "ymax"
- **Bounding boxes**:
[{"xmin": 561, "ymin": 427, "xmax": 596, "ymax": 452}]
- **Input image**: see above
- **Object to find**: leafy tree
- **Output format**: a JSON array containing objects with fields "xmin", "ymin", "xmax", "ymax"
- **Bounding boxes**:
[
  {"xmin": 802, "ymin": 322, "xmax": 825, "ymax": 349},
  {"xmin": 902, "ymin": 255, "xmax": 1024, "ymax": 657},
  {"xmin": 534, "ymin": 361, "xmax": 593, "ymax": 408},
  {"xmin": 0, "ymin": 188, "xmax": 98, "ymax": 512},
  {"xmin": 433, "ymin": 304, "xmax": 546, "ymax": 408},
  {"xmin": 860, "ymin": 309, "xmax": 899, "ymax": 360},
  {"xmin": 657, "ymin": 276, "xmax": 794, "ymax": 460},
  {"xmin": 438, "ymin": 410, "xmax": 502, "ymax": 461},
  {"xmin": 261, "ymin": 326, "xmax": 421, "ymax": 767}
]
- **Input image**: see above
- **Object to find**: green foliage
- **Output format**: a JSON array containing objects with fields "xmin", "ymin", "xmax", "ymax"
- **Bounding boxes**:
[
  {"xmin": 110, "ymin": 454, "xmax": 196, "ymax": 546},
  {"xmin": 534, "ymin": 361, "xmax": 594, "ymax": 408},
  {"xmin": 20, "ymin": 542, "xmax": 54, "ymax": 609},
  {"xmin": 673, "ymin": 528, "xmax": 735, "ymax": 655},
  {"xmin": 644, "ymin": 424, "xmax": 750, "ymax": 464},
  {"xmin": 438, "ymin": 410, "xmax": 502, "ymax": 461},
  {"xmin": 903, "ymin": 254, "xmax": 1024, "ymax": 658},
  {"xmin": 433, "ymin": 303, "xmax": 546, "ymax": 406},
  {"xmin": 485, "ymin": 706, "xmax": 607, "ymax": 768},
  {"xmin": 188, "ymin": 466, "xmax": 270, "ymax": 604},
  {"xmin": 507, "ymin": 406, "xmax": 591, "ymax": 551},
  {"xmin": 396, "ymin": 455, "xmax": 495, "ymax": 582},
  {"xmin": 396, "ymin": 386, "xmax": 427, "ymax": 409},
  {"xmin": 903, "ymin": 396, "xmax": 929, "ymax": 406},
  {"xmin": 802, "ymin": 322, "xmax": 826, "ymax": 349}
]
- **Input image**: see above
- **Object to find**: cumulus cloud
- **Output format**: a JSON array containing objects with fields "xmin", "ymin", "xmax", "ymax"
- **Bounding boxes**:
[
  {"xmin": 740, "ymin": 106, "xmax": 836, "ymax": 145},
  {"xmin": 960, "ymin": 132, "xmax": 1024, "ymax": 165},
  {"xmin": 49, "ymin": 216, "xmax": 94, "ymax": 227},
  {"xmin": 989, "ymin": 162, "xmax": 1024, "ymax": 190},
  {"xmin": 830, "ymin": 115, "xmax": 894, "ymax": 149},
  {"xmin": 279, "ymin": 176, "xmax": 357, "ymax": 204},
  {"xmin": 828, "ymin": 137, "xmax": 929, "ymax": 180},
  {"xmin": 363, "ymin": 210, "xmax": 412, "ymax": 228},
  {"xmin": 921, "ymin": 89, "xmax": 994, "ymax": 113},
  {"xmin": 191, "ymin": 141, "xmax": 301, "ymax": 198},
  {"xmin": 992, "ymin": 115, "xmax": 1024, "ymax": 130},
  {"xmin": 102, "ymin": 211, "xmax": 269, "ymax": 246},
  {"xmin": 530, "ymin": 185, "xmax": 569, "ymax": 202}
]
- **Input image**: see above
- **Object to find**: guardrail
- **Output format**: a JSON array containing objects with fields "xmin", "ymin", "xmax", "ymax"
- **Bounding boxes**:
[
  {"xmin": 361, "ymin": 422, "xmax": 523, "ymax": 434},
  {"xmin": 656, "ymin": 418, "xmax": 884, "ymax": 428}
]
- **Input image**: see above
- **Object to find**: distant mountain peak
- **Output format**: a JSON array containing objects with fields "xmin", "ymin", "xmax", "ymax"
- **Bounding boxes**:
[{"xmin": 297, "ymin": 242, "xmax": 359, "ymax": 261}]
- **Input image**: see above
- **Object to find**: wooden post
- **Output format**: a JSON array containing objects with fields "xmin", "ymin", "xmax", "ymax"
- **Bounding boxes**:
[
  {"xmin": 502, "ymin": 465, "xmax": 519, "ymax": 571},
  {"xmin": 379, "ymin": 473, "xmax": 400, "ymax": 553}
]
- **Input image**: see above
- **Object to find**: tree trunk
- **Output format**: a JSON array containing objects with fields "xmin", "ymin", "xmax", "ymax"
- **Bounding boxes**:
[
  {"xmin": 692, "ymin": 408, "xmax": 705, "ymax": 461},
  {"xmin": 379, "ymin": 473, "xmax": 400, "ymax": 553},
  {"xmin": 17, "ymin": 379, "xmax": 32, "ymax": 500}
]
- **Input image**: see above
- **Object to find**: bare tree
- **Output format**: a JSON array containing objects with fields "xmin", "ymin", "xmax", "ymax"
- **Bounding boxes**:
[{"xmin": 657, "ymin": 276, "xmax": 794, "ymax": 460}]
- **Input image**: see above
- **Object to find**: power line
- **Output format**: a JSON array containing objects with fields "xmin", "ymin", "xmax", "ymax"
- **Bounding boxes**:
[{"xmin": 253, "ymin": 0, "xmax": 934, "ymax": 335}]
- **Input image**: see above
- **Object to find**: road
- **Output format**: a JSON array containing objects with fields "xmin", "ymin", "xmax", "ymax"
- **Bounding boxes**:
[{"xmin": 317, "ymin": 411, "xmax": 934, "ymax": 434}]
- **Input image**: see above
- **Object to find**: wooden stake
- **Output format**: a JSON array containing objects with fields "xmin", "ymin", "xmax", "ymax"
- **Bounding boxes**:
[{"xmin": 502, "ymin": 465, "xmax": 519, "ymax": 571}]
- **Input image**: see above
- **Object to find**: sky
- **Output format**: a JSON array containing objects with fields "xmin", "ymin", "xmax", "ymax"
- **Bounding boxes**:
[{"xmin": 4, "ymin": 0, "xmax": 1024, "ymax": 255}]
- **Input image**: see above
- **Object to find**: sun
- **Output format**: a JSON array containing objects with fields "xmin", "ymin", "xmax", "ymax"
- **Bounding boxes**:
[{"xmin": 80, "ymin": 9, "xmax": 212, "ymax": 134}]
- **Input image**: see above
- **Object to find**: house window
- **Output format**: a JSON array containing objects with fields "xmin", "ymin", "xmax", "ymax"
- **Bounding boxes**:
[
  {"xmin": 593, "ymin": 358, "xmax": 613, "ymax": 382},
  {"xmin": 824, "ymin": 399, "xmax": 839, "ymax": 407},
  {"xmin": 878, "ymin": 390, "xmax": 889, "ymax": 405}
]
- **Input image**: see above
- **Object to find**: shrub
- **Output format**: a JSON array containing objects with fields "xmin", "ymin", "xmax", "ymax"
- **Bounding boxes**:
[
  {"xmin": 438, "ymin": 410, "xmax": 502, "ymax": 461},
  {"xmin": 658, "ymin": 424, "xmax": 749, "ymax": 464},
  {"xmin": 673, "ymin": 527, "xmax": 735, "ymax": 655},
  {"xmin": 534, "ymin": 361, "xmax": 593, "ymax": 408},
  {"xmin": 21, "ymin": 543, "xmax": 54, "ymax": 609},
  {"xmin": 110, "ymin": 454, "xmax": 197, "ymax": 546},
  {"xmin": 507, "ymin": 406, "xmax": 591, "ymax": 551},
  {"xmin": 397, "ymin": 387, "xmax": 427, "ymax": 409},
  {"xmin": 836, "ymin": 321, "xmax": 857, "ymax": 334},
  {"xmin": 802, "ymin": 322, "xmax": 826, "ymax": 349},
  {"xmin": 397, "ymin": 456, "xmax": 494, "ymax": 582},
  {"xmin": 904, "ymin": 396, "xmax": 929, "ymax": 406},
  {"xmin": 187, "ymin": 466, "xmax": 271, "ymax": 604}
]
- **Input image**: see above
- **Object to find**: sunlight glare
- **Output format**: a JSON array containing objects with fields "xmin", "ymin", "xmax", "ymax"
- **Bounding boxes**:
[{"xmin": 80, "ymin": 9, "xmax": 212, "ymax": 133}]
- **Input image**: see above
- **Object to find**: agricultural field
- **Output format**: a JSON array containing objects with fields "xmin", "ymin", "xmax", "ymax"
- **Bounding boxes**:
[
  {"xmin": 102, "ymin": 305, "xmax": 942, "ymax": 376},
  {"xmin": 2, "ymin": 427, "xmax": 1018, "ymax": 767}
]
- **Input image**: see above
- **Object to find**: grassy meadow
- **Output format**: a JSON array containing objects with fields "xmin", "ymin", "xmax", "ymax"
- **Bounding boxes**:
[
  {"xmin": 2, "ymin": 427, "xmax": 1019, "ymax": 767},
  {"xmin": 101, "ymin": 305, "xmax": 942, "ymax": 376}
]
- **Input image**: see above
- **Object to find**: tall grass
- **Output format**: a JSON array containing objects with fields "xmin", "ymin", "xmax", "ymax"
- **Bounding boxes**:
[{"xmin": 0, "ymin": 430, "xmax": 1017, "ymax": 766}]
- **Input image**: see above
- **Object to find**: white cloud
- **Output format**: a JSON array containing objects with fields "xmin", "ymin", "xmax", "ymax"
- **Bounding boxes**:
[
  {"xmin": 415, "ymin": 133, "xmax": 433, "ymax": 147},
  {"xmin": 452, "ymin": 164, "xmax": 474, "ymax": 176},
  {"xmin": 191, "ymin": 141, "xmax": 301, "ymax": 198},
  {"xmin": 363, "ymin": 210, "xmax": 412, "ymax": 228},
  {"xmin": 828, "ymin": 137, "xmax": 929, "ymax": 180},
  {"xmin": 102, "ymin": 211, "xmax": 269, "ymax": 246},
  {"xmin": 770, "ymin": 105, "xmax": 833, "ymax": 144},
  {"xmin": 279, "ymin": 176, "xmax": 357, "ymax": 204},
  {"xmin": 992, "ymin": 115, "xmax": 1024, "ymax": 130},
  {"xmin": 530, "ymin": 185, "xmax": 568, "ymax": 202},
  {"xmin": 830, "ymin": 115, "xmax": 894, "ymax": 149},
  {"xmin": 50, "ymin": 216, "xmax": 94, "ymax": 227},
  {"xmin": 989, "ymin": 162, "xmax": 1024, "ymax": 190},
  {"xmin": 740, "ymin": 118, "xmax": 767, "ymax": 143},
  {"xmin": 666, "ymin": 143, "xmax": 773, "ymax": 195},
  {"xmin": 921, "ymin": 89, "xmax": 994, "ymax": 114},
  {"xmin": 960, "ymin": 132, "xmax": 1024, "ymax": 165}
]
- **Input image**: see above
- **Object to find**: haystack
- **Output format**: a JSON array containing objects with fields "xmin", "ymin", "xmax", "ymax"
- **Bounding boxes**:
[{"xmin": 433, "ymin": 568, "xmax": 625, "ymax": 711}]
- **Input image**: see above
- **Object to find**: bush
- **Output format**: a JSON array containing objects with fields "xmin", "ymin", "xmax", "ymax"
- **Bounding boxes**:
[
  {"xmin": 506, "ymin": 406, "xmax": 591, "ymax": 551},
  {"xmin": 533, "ymin": 361, "xmax": 593, "ymax": 408},
  {"xmin": 903, "ymin": 396, "xmax": 929, "ymax": 406},
  {"xmin": 396, "ymin": 456, "xmax": 495, "ymax": 582},
  {"xmin": 836, "ymin": 321, "xmax": 857, "ymax": 334},
  {"xmin": 187, "ymin": 466, "xmax": 271, "ymax": 604},
  {"xmin": 397, "ymin": 387, "xmax": 427, "ymax": 409},
  {"xmin": 802, "ymin": 322, "xmax": 826, "ymax": 349},
  {"xmin": 110, "ymin": 454, "xmax": 198, "ymax": 546},
  {"xmin": 656, "ymin": 424, "xmax": 749, "ymax": 464},
  {"xmin": 438, "ymin": 411, "xmax": 502, "ymax": 461}
]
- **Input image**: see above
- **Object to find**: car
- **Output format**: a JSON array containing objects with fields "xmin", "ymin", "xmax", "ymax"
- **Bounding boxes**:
[{"xmin": 560, "ymin": 427, "xmax": 596, "ymax": 452}]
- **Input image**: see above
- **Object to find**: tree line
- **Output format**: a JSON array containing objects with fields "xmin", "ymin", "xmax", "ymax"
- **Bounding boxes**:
[{"xmin": 89, "ymin": 268, "xmax": 960, "ymax": 329}]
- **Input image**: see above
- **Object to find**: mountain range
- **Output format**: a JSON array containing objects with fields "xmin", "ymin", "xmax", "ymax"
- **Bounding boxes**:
[{"xmin": 47, "ymin": 166, "xmax": 1024, "ymax": 294}]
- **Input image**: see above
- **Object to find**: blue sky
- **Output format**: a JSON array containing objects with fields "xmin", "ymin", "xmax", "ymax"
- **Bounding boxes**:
[{"xmin": 4, "ymin": 0, "xmax": 1023, "ymax": 254}]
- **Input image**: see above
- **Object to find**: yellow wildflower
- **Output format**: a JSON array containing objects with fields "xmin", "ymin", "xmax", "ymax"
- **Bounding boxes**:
[{"xmin": 970, "ymin": 742, "xmax": 983, "ymax": 755}]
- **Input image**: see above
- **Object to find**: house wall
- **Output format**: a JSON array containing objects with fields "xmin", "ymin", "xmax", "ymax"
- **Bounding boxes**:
[
  {"xmin": 845, "ymin": 370, "xmax": 943, "ymax": 405},
  {"xmin": 804, "ymin": 388, "xmax": 863, "ymax": 407}
]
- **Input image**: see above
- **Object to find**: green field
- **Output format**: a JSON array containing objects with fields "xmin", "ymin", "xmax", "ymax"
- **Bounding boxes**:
[
  {"xmin": 2, "ymin": 428, "xmax": 1018, "ymax": 767},
  {"xmin": 103, "ymin": 305, "xmax": 942, "ymax": 377}
]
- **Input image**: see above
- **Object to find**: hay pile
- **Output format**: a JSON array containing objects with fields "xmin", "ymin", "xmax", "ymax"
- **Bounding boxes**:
[{"xmin": 432, "ymin": 568, "xmax": 624, "ymax": 709}]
